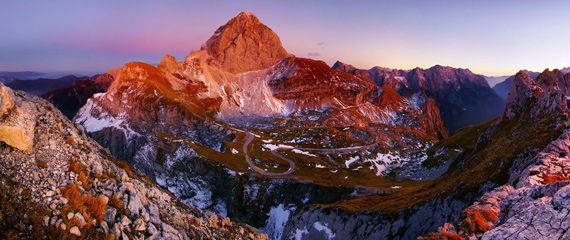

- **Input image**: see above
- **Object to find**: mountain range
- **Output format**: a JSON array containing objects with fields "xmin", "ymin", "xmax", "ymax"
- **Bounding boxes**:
[
  {"xmin": 6, "ymin": 75, "xmax": 89, "ymax": 96},
  {"xmin": 332, "ymin": 62, "xmax": 505, "ymax": 133},
  {"xmin": 2, "ymin": 11, "xmax": 570, "ymax": 240},
  {"xmin": 41, "ymin": 67, "xmax": 120, "ymax": 119}
]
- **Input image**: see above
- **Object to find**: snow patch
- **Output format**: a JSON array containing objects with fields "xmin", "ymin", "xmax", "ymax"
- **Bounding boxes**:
[
  {"xmin": 155, "ymin": 175, "xmax": 166, "ymax": 186},
  {"xmin": 231, "ymin": 148, "xmax": 239, "ymax": 154},
  {"xmin": 345, "ymin": 156, "xmax": 360, "ymax": 168},
  {"xmin": 212, "ymin": 199, "xmax": 227, "ymax": 216},
  {"xmin": 244, "ymin": 184, "xmax": 259, "ymax": 199},
  {"xmin": 292, "ymin": 149, "xmax": 317, "ymax": 157},
  {"xmin": 264, "ymin": 144, "xmax": 294, "ymax": 151},
  {"xmin": 75, "ymin": 99, "xmax": 140, "ymax": 142},
  {"xmin": 262, "ymin": 204, "xmax": 291, "ymax": 240},
  {"xmin": 315, "ymin": 164, "xmax": 326, "ymax": 169},
  {"xmin": 364, "ymin": 152, "xmax": 405, "ymax": 176},
  {"xmin": 293, "ymin": 227, "xmax": 309, "ymax": 240},
  {"xmin": 313, "ymin": 221, "xmax": 335, "ymax": 239}
]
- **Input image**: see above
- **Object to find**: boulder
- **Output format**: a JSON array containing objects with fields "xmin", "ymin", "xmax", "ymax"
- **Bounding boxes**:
[{"xmin": 69, "ymin": 226, "xmax": 81, "ymax": 236}]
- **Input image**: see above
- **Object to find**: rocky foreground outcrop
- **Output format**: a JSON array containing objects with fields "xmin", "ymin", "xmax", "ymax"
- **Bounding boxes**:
[
  {"xmin": 0, "ymin": 83, "xmax": 266, "ymax": 239},
  {"xmin": 0, "ymin": 83, "xmax": 35, "ymax": 153}
]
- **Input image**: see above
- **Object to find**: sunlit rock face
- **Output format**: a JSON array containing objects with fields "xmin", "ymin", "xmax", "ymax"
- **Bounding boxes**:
[
  {"xmin": 201, "ymin": 11, "xmax": 290, "ymax": 74},
  {"xmin": 0, "ymin": 83, "xmax": 36, "ymax": 153}
]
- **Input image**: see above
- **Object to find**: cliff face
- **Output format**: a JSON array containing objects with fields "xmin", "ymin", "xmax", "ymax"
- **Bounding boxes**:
[
  {"xmin": 0, "ymin": 84, "xmax": 266, "ymax": 239},
  {"xmin": 201, "ymin": 11, "xmax": 290, "ymax": 74}
]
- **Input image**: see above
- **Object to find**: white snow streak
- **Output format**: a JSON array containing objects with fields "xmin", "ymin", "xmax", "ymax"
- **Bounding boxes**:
[{"xmin": 313, "ymin": 221, "xmax": 335, "ymax": 239}]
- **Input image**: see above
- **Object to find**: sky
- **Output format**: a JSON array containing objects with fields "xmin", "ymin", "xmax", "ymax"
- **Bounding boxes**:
[{"xmin": 1, "ymin": 0, "xmax": 570, "ymax": 76}]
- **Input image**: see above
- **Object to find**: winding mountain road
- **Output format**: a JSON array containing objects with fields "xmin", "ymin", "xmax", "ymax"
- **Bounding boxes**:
[
  {"xmin": 243, "ymin": 132, "xmax": 296, "ymax": 176},
  {"xmin": 242, "ymin": 131, "xmax": 376, "ymax": 176}
]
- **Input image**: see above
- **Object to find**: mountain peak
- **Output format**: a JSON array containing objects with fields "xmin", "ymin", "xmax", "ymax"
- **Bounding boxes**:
[
  {"xmin": 332, "ymin": 61, "xmax": 356, "ymax": 73},
  {"xmin": 504, "ymin": 70, "xmax": 542, "ymax": 119},
  {"xmin": 235, "ymin": 11, "xmax": 258, "ymax": 21},
  {"xmin": 105, "ymin": 66, "xmax": 121, "ymax": 78},
  {"xmin": 201, "ymin": 11, "xmax": 289, "ymax": 73}
]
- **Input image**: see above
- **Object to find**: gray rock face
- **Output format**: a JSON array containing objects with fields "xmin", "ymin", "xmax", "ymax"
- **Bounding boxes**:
[
  {"xmin": 482, "ymin": 183, "xmax": 570, "ymax": 240},
  {"xmin": 283, "ymin": 195, "xmax": 470, "ymax": 240},
  {"xmin": 492, "ymin": 70, "xmax": 540, "ymax": 100},
  {"xmin": 505, "ymin": 69, "xmax": 570, "ymax": 120},
  {"xmin": 104, "ymin": 207, "xmax": 117, "ymax": 225}
]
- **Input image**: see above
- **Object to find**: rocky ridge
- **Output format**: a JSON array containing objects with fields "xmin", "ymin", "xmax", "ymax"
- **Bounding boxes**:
[
  {"xmin": 492, "ymin": 70, "xmax": 540, "ymax": 101},
  {"xmin": 333, "ymin": 61, "xmax": 504, "ymax": 133},
  {"xmin": 7, "ymin": 75, "xmax": 85, "ymax": 96},
  {"xmin": 0, "ymin": 83, "xmax": 266, "ymax": 239},
  {"xmin": 422, "ymin": 69, "xmax": 570, "ymax": 239},
  {"xmin": 42, "ymin": 67, "xmax": 120, "ymax": 119}
]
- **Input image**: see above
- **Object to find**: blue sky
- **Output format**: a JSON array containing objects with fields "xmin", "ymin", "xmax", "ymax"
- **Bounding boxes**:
[{"xmin": 1, "ymin": 0, "xmax": 570, "ymax": 76}]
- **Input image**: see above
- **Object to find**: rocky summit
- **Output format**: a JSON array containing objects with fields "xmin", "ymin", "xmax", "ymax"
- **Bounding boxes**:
[
  {"xmin": 0, "ymin": 83, "xmax": 266, "ymax": 239},
  {"xmin": 202, "ymin": 11, "xmax": 290, "ymax": 74}
]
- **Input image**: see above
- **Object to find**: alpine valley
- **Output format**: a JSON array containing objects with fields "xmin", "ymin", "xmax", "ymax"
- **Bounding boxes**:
[{"xmin": 2, "ymin": 11, "xmax": 570, "ymax": 240}]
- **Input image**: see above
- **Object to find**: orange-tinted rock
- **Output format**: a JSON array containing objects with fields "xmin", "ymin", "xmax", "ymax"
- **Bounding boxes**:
[
  {"xmin": 202, "ymin": 11, "xmax": 289, "ymax": 74},
  {"xmin": 0, "ymin": 84, "xmax": 36, "ymax": 153},
  {"xmin": 268, "ymin": 57, "xmax": 377, "ymax": 110}
]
